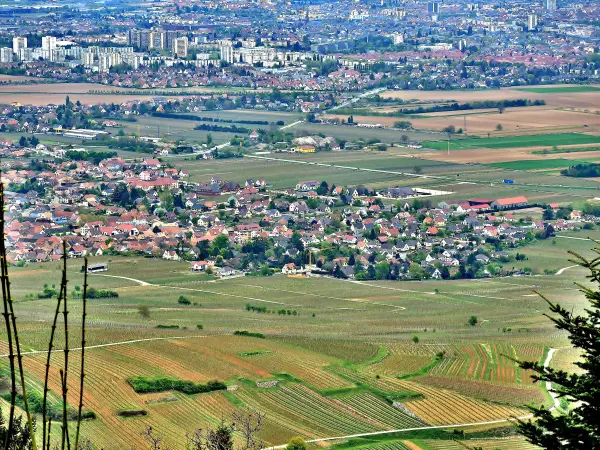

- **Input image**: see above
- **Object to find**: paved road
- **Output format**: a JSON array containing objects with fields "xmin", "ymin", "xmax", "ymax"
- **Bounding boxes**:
[
  {"xmin": 96, "ymin": 274, "xmax": 407, "ymax": 312},
  {"xmin": 93, "ymin": 274, "xmax": 301, "ymax": 306},
  {"xmin": 328, "ymin": 87, "xmax": 387, "ymax": 111},
  {"xmin": 95, "ymin": 274, "xmax": 152, "ymax": 286},
  {"xmin": 280, "ymin": 120, "xmax": 303, "ymax": 130},
  {"xmin": 344, "ymin": 279, "xmax": 511, "ymax": 302},
  {"xmin": 244, "ymin": 154, "xmax": 441, "ymax": 180},
  {"xmin": 264, "ymin": 416, "xmax": 535, "ymax": 449}
]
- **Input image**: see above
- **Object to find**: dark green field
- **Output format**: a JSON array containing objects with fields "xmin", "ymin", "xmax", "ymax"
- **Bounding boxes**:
[
  {"xmin": 423, "ymin": 133, "xmax": 600, "ymax": 151},
  {"xmin": 486, "ymin": 159, "xmax": 593, "ymax": 171}
]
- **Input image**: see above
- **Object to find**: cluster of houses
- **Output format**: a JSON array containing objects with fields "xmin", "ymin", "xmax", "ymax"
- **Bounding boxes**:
[{"xmin": 0, "ymin": 147, "xmax": 590, "ymax": 280}]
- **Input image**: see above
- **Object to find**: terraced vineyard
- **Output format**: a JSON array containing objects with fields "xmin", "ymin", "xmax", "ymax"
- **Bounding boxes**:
[
  {"xmin": 347, "ymin": 442, "xmax": 413, "ymax": 450},
  {"xmin": 338, "ymin": 392, "xmax": 426, "ymax": 429},
  {"xmin": 428, "ymin": 343, "xmax": 545, "ymax": 385},
  {"xmin": 367, "ymin": 343, "xmax": 436, "ymax": 377},
  {"xmin": 400, "ymin": 381, "xmax": 528, "ymax": 425},
  {"xmin": 326, "ymin": 366, "xmax": 528, "ymax": 425},
  {"xmin": 2, "ymin": 256, "xmax": 580, "ymax": 448},
  {"xmin": 420, "ymin": 437, "xmax": 540, "ymax": 449}
]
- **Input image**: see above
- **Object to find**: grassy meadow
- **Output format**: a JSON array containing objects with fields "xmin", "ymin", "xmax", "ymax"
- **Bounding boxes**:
[
  {"xmin": 423, "ymin": 133, "xmax": 600, "ymax": 151},
  {"xmin": 485, "ymin": 159, "xmax": 594, "ymax": 171}
]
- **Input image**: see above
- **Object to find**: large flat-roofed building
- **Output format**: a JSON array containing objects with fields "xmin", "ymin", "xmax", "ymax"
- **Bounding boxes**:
[
  {"xmin": 12, "ymin": 37, "xmax": 27, "ymax": 54},
  {"xmin": 62, "ymin": 129, "xmax": 109, "ymax": 140},
  {"xmin": 0, "ymin": 47, "xmax": 13, "ymax": 63},
  {"xmin": 172, "ymin": 37, "xmax": 188, "ymax": 58}
]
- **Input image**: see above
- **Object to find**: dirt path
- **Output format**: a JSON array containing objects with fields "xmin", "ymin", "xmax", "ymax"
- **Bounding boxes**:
[
  {"xmin": 545, "ymin": 348, "xmax": 561, "ymax": 410},
  {"xmin": 93, "ymin": 274, "xmax": 301, "ymax": 306},
  {"xmin": 0, "ymin": 335, "xmax": 207, "ymax": 358},
  {"xmin": 556, "ymin": 265, "xmax": 578, "ymax": 275},
  {"xmin": 94, "ymin": 274, "xmax": 151, "ymax": 286},
  {"xmin": 556, "ymin": 236, "xmax": 591, "ymax": 241}
]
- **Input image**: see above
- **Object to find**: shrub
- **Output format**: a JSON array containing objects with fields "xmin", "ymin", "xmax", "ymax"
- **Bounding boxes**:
[
  {"xmin": 87, "ymin": 288, "xmax": 118, "ymax": 298},
  {"xmin": 127, "ymin": 377, "xmax": 226, "ymax": 395},
  {"xmin": 137, "ymin": 304, "xmax": 150, "ymax": 319},
  {"xmin": 117, "ymin": 410, "xmax": 147, "ymax": 417},
  {"xmin": 234, "ymin": 330, "xmax": 265, "ymax": 339},
  {"xmin": 196, "ymin": 324, "xmax": 204, "ymax": 330},
  {"xmin": 178, "ymin": 295, "xmax": 191, "ymax": 305},
  {"xmin": 286, "ymin": 437, "xmax": 307, "ymax": 450}
]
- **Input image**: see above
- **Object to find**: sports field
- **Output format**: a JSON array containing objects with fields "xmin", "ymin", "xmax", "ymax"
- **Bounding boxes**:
[{"xmin": 423, "ymin": 133, "xmax": 600, "ymax": 151}]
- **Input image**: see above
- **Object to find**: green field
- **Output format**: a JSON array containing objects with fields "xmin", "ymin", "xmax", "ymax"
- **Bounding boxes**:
[
  {"xmin": 423, "ymin": 133, "xmax": 600, "ymax": 151},
  {"xmin": 165, "ymin": 146, "xmax": 600, "ymax": 205},
  {"xmin": 517, "ymin": 86, "xmax": 600, "ymax": 93},
  {"xmin": 0, "ymin": 232, "xmax": 591, "ymax": 448},
  {"xmin": 486, "ymin": 158, "xmax": 592, "ymax": 171},
  {"xmin": 291, "ymin": 122, "xmax": 440, "ymax": 143}
]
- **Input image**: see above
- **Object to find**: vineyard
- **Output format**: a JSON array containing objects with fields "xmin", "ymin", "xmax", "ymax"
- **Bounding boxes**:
[
  {"xmin": 0, "ymin": 256, "xmax": 578, "ymax": 448},
  {"xmin": 427, "ymin": 343, "xmax": 545, "ymax": 385},
  {"xmin": 418, "ymin": 437, "xmax": 540, "ymax": 449},
  {"xmin": 332, "ymin": 436, "xmax": 540, "ymax": 450}
]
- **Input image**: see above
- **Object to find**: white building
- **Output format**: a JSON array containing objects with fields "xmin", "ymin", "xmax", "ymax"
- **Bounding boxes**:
[
  {"xmin": 527, "ymin": 14, "xmax": 538, "ymax": 31},
  {"xmin": 219, "ymin": 41, "xmax": 312, "ymax": 66},
  {"xmin": 393, "ymin": 33, "xmax": 404, "ymax": 45},
  {"xmin": 172, "ymin": 37, "xmax": 188, "ymax": 58},
  {"xmin": 148, "ymin": 31, "xmax": 165, "ymax": 50},
  {"xmin": 546, "ymin": 0, "xmax": 557, "ymax": 10},
  {"xmin": 51, "ymin": 48, "xmax": 65, "ymax": 63},
  {"xmin": 64, "ymin": 46, "xmax": 83, "ymax": 60},
  {"xmin": 0, "ymin": 48, "xmax": 13, "ymax": 63},
  {"xmin": 121, "ymin": 53, "xmax": 143, "ymax": 70},
  {"xmin": 42, "ymin": 36, "xmax": 57, "ymax": 60},
  {"xmin": 82, "ymin": 52, "xmax": 95, "ymax": 68},
  {"xmin": 17, "ymin": 48, "xmax": 33, "ymax": 62},
  {"xmin": 98, "ymin": 53, "xmax": 121, "ymax": 72},
  {"xmin": 427, "ymin": 1, "xmax": 440, "ymax": 14},
  {"xmin": 12, "ymin": 37, "xmax": 27, "ymax": 54}
]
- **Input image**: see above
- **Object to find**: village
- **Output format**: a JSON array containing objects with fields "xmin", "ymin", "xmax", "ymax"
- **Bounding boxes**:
[{"xmin": 0, "ymin": 144, "xmax": 589, "ymax": 281}]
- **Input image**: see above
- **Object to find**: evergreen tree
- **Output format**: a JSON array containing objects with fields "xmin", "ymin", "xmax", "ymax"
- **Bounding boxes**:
[
  {"xmin": 517, "ymin": 248, "xmax": 600, "ymax": 448},
  {"xmin": 0, "ymin": 410, "xmax": 34, "ymax": 450}
]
